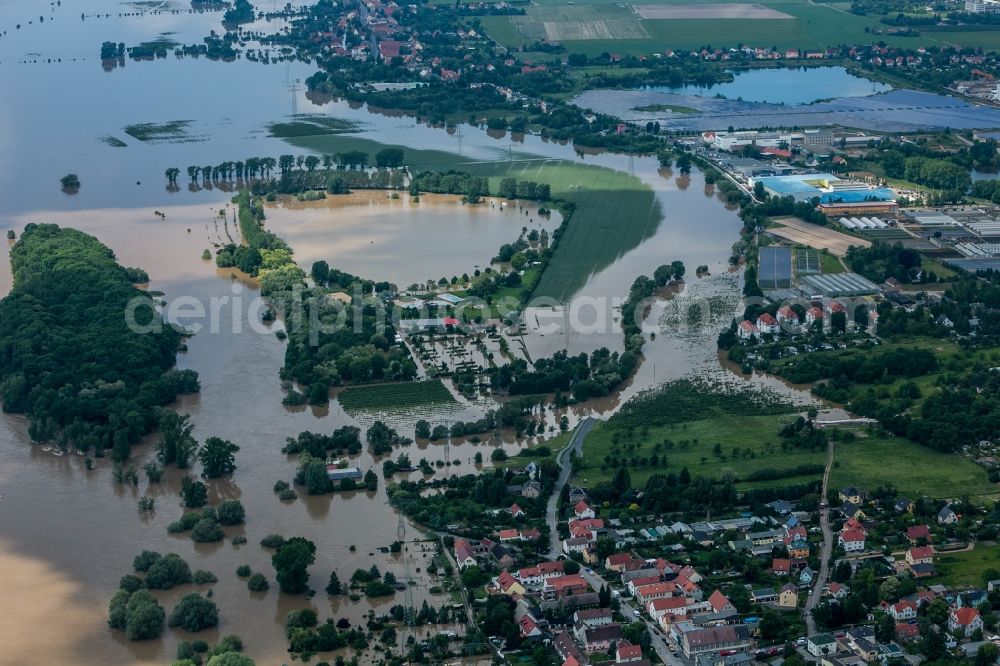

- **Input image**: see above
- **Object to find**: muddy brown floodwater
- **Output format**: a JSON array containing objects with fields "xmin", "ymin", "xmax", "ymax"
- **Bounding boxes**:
[{"xmin": 264, "ymin": 192, "xmax": 562, "ymax": 288}]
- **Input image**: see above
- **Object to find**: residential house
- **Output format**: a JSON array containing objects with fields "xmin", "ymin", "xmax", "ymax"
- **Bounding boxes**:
[
  {"xmin": 677, "ymin": 623, "xmax": 753, "ymax": 658},
  {"xmin": 772, "ymin": 558, "xmax": 791, "ymax": 576},
  {"xmin": 517, "ymin": 560, "xmax": 565, "ymax": 585},
  {"xmin": 498, "ymin": 529, "xmax": 522, "ymax": 543},
  {"xmin": 569, "ymin": 488, "xmax": 588, "ymax": 504},
  {"xmin": 544, "ymin": 574, "xmax": 590, "ymax": 600},
  {"xmin": 828, "ymin": 582, "xmax": 850, "ymax": 600},
  {"xmin": 895, "ymin": 623, "xmax": 920, "ymax": 642},
  {"xmin": 616, "ymin": 642, "xmax": 643, "ymax": 663},
  {"xmin": 554, "ymin": 631, "xmax": 584, "ymax": 664},
  {"xmin": 649, "ymin": 596, "xmax": 689, "ymax": 622},
  {"xmin": 839, "ymin": 487, "xmax": 862, "ymax": 505},
  {"xmin": 707, "ymin": 590, "xmax": 735, "ymax": 614},
  {"xmin": 454, "ymin": 539, "xmax": 478, "ymax": 569},
  {"xmin": 895, "ymin": 497, "xmax": 914, "ymax": 513},
  {"xmin": 582, "ymin": 624, "xmax": 622, "ymax": 653},
  {"xmin": 497, "ymin": 571, "xmax": 525, "ymax": 597},
  {"xmin": 628, "ymin": 576, "xmax": 664, "ymax": 596},
  {"xmin": 949, "ymin": 608, "xmax": 983, "ymax": 637},
  {"xmin": 766, "ymin": 499, "xmax": 794, "ymax": 515},
  {"xmin": 756, "ymin": 313, "xmax": 780, "ymax": 335},
  {"xmin": 906, "ymin": 546, "xmax": 934, "ymax": 566},
  {"xmin": 799, "ymin": 566, "xmax": 815, "ymax": 586},
  {"xmin": 490, "ymin": 543, "xmax": 516, "ymax": 569},
  {"xmin": 777, "ymin": 305, "xmax": 800, "ymax": 326},
  {"xmin": 738, "ymin": 320, "xmax": 758, "ymax": 340},
  {"xmin": 805, "ymin": 306, "xmax": 823, "ymax": 327},
  {"xmin": 519, "ymin": 614, "xmax": 542, "ymax": 638},
  {"xmin": 840, "ymin": 501, "xmax": 864, "ymax": 520},
  {"xmin": 888, "ymin": 600, "xmax": 918, "ymax": 622},
  {"xmin": 562, "ymin": 537, "xmax": 590, "ymax": 555},
  {"xmin": 906, "ymin": 525, "xmax": 932, "ymax": 544},
  {"xmin": 807, "ymin": 634, "xmax": 838, "ymax": 657},
  {"xmin": 779, "ymin": 584, "xmax": 798, "ymax": 608},
  {"xmin": 788, "ymin": 537, "xmax": 810, "ymax": 559},
  {"xmin": 574, "ymin": 608, "xmax": 613, "ymax": 629},
  {"xmin": 751, "ymin": 589, "xmax": 777, "ymax": 604},
  {"xmin": 938, "ymin": 506, "xmax": 959, "ymax": 525},
  {"xmin": 574, "ymin": 501, "xmax": 596, "ymax": 519},
  {"xmin": 606, "ymin": 553, "xmax": 637, "ymax": 572},
  {"xmin": 634, "ymin": 582, "xmax": 678, "ymax": 606},
  {"xmin": 839, "ymin": 529, "xmax": 866, "ymax": 553},
  {"xmin": 510, "ymin": 503, "xmax": 526, "ymax": 518},
  {"xmin": 522, "ymin": 481, "xmax": 543, "ymax": 498}
]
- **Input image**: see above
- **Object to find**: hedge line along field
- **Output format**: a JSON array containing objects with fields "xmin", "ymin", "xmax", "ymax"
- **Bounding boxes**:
[{"xmin": 337, "ymin": 379, "xmax": 457, "ymax": 413}]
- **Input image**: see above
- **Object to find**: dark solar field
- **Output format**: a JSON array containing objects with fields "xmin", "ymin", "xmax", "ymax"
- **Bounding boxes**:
[{"xmin": 573, "ymin": 89, "xmax": 1000, "ymax": 132}]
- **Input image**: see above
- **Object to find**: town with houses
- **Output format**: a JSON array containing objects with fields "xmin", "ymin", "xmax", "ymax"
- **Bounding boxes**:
[{"xmin": 447, "ymin": 476, "xmax": 1000, "ymax": 666}]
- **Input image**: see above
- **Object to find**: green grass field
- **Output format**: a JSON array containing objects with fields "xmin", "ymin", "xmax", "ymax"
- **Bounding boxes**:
[
  {"xmin": 819, "ymin": 252, "xmax": 844, "ymax": 274},
  {"xmin": 481, "ymin": 0, "xmax": 998, "ymax": 55},
  {"xmin": 830, "ymin": 435, "xmax": 995, "ymax": 499},
  {"xmin": 337, "ymin": 380, "xmax": 457, "ymax": 412},
  {"xmin": 579, "ymin": 413, "xmax": 824, "ymax": 488},
  {"xmin": 934, "ymin": 544, "xmax": 1000, "ymax": 588}
]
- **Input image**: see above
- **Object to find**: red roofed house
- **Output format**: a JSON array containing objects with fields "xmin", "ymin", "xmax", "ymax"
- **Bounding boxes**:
[
  {"xmin": 761, "ymin": 147, "xmax": 793, "ymax": 160},
  {"xmin": 757, "ymin": 312, "xmax": 780, "ymax": 334},
  {"xmin": 616, "ymin": 642, "xmax": 643, "ymax": 663},
  {"xmin": 772, "ymin": 558, "xmax": 791, "ymax": 576},
  {"xmin": 519, "ymin": 614, "xmax": 542, "ymax": 637},
  {"xmin": 738, "ymin": 319, "xmax": 758, "ymax": 340},
  {"xmin": 805, "ymin": 306, "xmax": 823, "ymax": 326},
  {"xmin": 516, "ymin": 560, "xmax": 564, "ymax": 585},
  {"xmin": 378, "ymin": 40, "xmax": 403, "ymax": 62},
  {"xmin": 497, "ymin": 571, "xmax": 525, "ymax": 597},
  {"xmin": 707, "ymin": 590, "xmax": 736, "ymax": 614},
  {"xmin": 906, "ymin": 525, "xmax": 932, "ymax": 544},
  {"xmin": 906, "ymin": 546, "xmax": 934, "ymax": 566},
  {"xmin": 839, "ymin": 529, "xmax": 866, "ymax": 553},
  {"xmin": 498, "ymin": 528, "xmax": 521, "ymax": 542},
  {"xmin": 544, "ymin": 574, "xmax": 590, "ymax": 600},
  {"xmin": 949, "ymin": 607, "xmax": 983, "ymax": 637},
  {"xmin": 574, "ymin": 501, "xmax": 595, "ymax": 519},
  {"xmin": 634, "ymin": 582, "xmax": 677, "ymax": 606},
  {"xmin": 896, "ymin": 623, "xmax": 920, "ymax": 642},
  {"xmin": 648, "ymin": 596, "xmax": 688, "ymax": 622},
  {"xmin": 606, "ymin": 553, "xmax": 636, "ymax": 572},
  {"xmin": 454, "ymin": 539, "xmax": 477, "ymax": 569},
  {"xmin": 777, "ymin": 305, "xmax": 800, "ymax": 325}
]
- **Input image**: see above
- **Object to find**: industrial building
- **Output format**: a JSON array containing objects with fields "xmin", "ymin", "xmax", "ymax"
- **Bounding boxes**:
[{"xmin": 752, "ymin": 173, "xmax": 895, "ymax": 207}]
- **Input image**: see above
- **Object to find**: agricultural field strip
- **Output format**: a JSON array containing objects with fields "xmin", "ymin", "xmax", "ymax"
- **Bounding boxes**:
[
  {"xmin": 768, "ymin": 217, "xmax": 871, "ymax": 257},
  {"xmin": 632, "ymin": 3, "xmax": 794, "ymax": 19}
]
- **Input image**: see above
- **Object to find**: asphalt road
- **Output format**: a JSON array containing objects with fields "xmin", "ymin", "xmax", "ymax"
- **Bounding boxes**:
[
  {"xmin": 805, "ymin": 441, "xmax": 835, "ymax": 635},
  {"xmin": 546, "ymin": 417, "xmax": 596, "ymax": 559}
]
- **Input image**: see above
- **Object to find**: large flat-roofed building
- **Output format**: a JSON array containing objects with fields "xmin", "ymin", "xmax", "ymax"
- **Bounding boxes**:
[
  {"xmin": 759, "ymin": 246, "xmax": 793, "ymax": 289},
  {"xmin": 799, "ymin": 273, "xmax": 881, "ymax": 298},
  {"xmin": 817, "ymin": 200, "xmax": 899, "ymax": 217},
  {"xmin": 966, "ymin": 0, "xmax": 1000, "ymax": 12}
]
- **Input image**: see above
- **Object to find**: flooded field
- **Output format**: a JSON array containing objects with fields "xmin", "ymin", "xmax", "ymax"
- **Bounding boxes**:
[
  {"xmin": 0, "ymin": 1, "xmax": 834, "ymax": 664},
  {"xmin": 264, "ymin": 192, "xmax": 562, "ymax": 287},
  {"xmin": 656, "ymin": 66, "xmax": 890, "ymax": 105}
]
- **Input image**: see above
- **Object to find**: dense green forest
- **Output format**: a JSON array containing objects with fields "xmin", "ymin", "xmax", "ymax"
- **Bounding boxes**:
[{"xmin": 0, "ymin": 224, "xmax": 198, "ymax": 458}]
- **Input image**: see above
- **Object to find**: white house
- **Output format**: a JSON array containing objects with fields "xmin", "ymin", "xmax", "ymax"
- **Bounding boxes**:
[{"xmin": 949, "ymin": 608, "xmax": 983, "ymax": 637}]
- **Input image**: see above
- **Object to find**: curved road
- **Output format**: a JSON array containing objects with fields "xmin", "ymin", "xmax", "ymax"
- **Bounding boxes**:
[
  {"xmin": 547, "ymin": 417, "xmax": 596, "ymax": 559},
  {"xmin": 805, "ymin": 441, "xmax": 835, "ymax": 635}
]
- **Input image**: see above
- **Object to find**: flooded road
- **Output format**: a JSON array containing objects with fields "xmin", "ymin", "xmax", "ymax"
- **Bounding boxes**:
[{"xmin": 0, "ymin": 2, "xmax": 823, "ymax": 664}]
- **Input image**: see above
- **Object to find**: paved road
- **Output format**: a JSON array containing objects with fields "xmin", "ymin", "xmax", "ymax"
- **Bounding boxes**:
[
  {"xmin": 546, "ymin": 417, "xmax": 596, "ymax": 559},
  {"xmin": 805, "ymin": 440, "xmax": 835, "ymax": 635}
]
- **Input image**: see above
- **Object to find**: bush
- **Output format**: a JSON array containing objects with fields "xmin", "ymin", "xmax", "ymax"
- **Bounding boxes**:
[
  {"xmin": 191, "ymin": 518, "xmax": 225, "ymax": 543},
  {"xmin": 217, "ymin": 500, "xmax": 246, "ymax": 526},
  {"xmin": 247, "ymin": 573, "xmax": 269, "ymax": 592},
  {"xmin": 236, "ymin": 565, "xmax": 252, "ymax": 578},
  {"xmin": 120, "ymin": 574, "xmax": 144, "ymax": 593},
  {"xmin": 168, "ymin": 593, "xmax": 219, "ymax": 632},
  {"xmin": 145, "ymin": 553, "xmax": 192, "ymax": 590},
  {"xmin": 168, "ymin": 511, "xmax": 203, "ymax": 533},
  {"xmin": 286, "ymin": 608, "xmax": 318, "ymax": 631},
  {"xmin": 193, "ymin": 570, "xmax": 218, "ymax": 585},
  {"xmin": 273, "ymin": 480, "xmax": 290, "ymax": 493},
  {"xmin": 260, "ymin": 534, "xmax": 285, "ymax": 549},
  {"xmin": 133, "ymin": 550, "xmax": 162, "ymax": 572},
  {"xmin": 124, "ymin": 590, "xmax": 165, "ymax": 641},
  {"xmin": 279, "ymin": 488, "xmax": 298, "ymax": 501}
]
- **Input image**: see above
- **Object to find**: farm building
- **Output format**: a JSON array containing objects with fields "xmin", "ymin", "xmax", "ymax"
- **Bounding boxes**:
[
  {"xmin": 326, "ymin": 466, "xmax": 364, "ymax": 481},
  {"xmin": 758, "ymin": 246, "xmax": 793, "ymax": 289}
]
